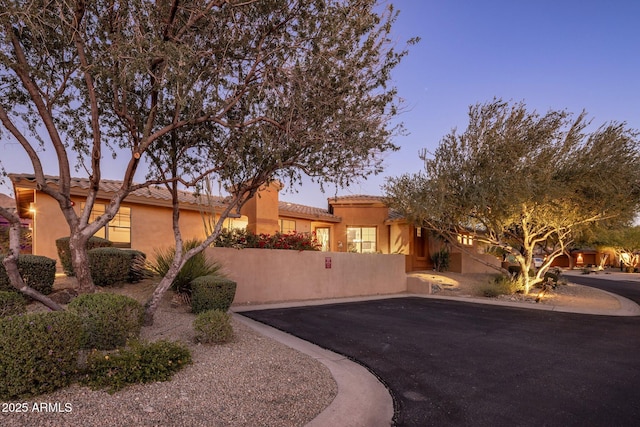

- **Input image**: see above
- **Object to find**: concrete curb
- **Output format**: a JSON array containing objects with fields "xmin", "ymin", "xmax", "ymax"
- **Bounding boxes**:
[
  {"xmin": 233, "ymin": 313, "xmax": 394, "ymax": 427},
  {"xmin": 413, "ymin": 292, "xmax": 640, "ymax": 316}
]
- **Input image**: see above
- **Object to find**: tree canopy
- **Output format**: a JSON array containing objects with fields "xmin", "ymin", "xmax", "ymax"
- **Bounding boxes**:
[
  {"xmin": 0, "ymin": 0, "xmax": 414, "ymax": 320},
  {"xmin": 384, "ymin": 99, "xmax": 640, "ymax": 293}
]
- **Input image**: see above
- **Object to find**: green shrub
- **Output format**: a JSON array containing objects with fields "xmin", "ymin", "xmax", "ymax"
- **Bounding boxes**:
[
  {"xmin": 191, "ymin": 276, "xmax": 237, "ymax": 314},
  {"xmin": 431, "ymin": 249, "xmax": 450, "ymax": 272},
  {"xmin": 0, "ymin": 254, "xmax": 56, "ymax": 295},
  {"xmin": 214, "ymin": 229, "xmax": 320, "ymax": 250},
  {"xmin": 149, "ymin": 239, "xmax": 221, "ymax": 294},
  {"xmin": 81, "ymin": 340, "xmax": 192, "ymax": 393},
  {"xmin": 121, "ymin": 249, "xmax": 150, "ymax": 283},
  {"xmin": 56, "ymin": 236, "xmax": 112, "ymax": 276},
  {"xmin": 88, "ymin": 247, "xmax": 130, "ymax": 286},
  {"xmin": 68, "ymin": 293, "xmax": 144, "ymax": 350},
  {"xmin": 477, "ymin": 275, "xmax": 521, "ymax": 297},
  {"xmin": 193, "ymin": 309, "xmax": 234, "ymax": 344},
  {"xmin": 0, "ymin": 291, "xmax": 26, "ymax": 317},
  {"xmin": 0, "ymin": 311, "xmax": 82, "ymax": 399}
]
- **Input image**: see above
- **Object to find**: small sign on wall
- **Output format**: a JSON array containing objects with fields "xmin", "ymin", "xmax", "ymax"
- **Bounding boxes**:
[{"xmin": 325, "ymin": 257, "xmax": 332, "ymax": 269}]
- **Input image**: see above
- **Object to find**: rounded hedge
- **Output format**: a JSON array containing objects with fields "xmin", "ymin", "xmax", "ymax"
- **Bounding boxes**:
[
  {"xmin": 0, "ymin": 254, "xmax": 56, "ymax": 295},
  {"xmin": 0, "ymin": 291, "xmax": 26, "ymax": 317},
  {"xmin": 190, "ymin": 276, "xmax": 237, "ymax": 314},
  {"xmin": 0, "ymin": 311, "xmax": 82, "ymax": 399},
  {"xmin": 88, "ymin": 247, "xmax": 130, "ymax": 286},
  {"xmin": 56, "ymin": 236, "xmax": 112, "ymax": 276},
  {"xmin": 68, "ymin": 293, "xmax": 144, "ymax": 350},
  {"xmin": 193, "ymin": 309, "xmax": 234, "ymax": 344}
]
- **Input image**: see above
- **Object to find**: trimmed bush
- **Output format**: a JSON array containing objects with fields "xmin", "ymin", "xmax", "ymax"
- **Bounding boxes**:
[
  {"xmin": 193, "ymin": 309, "xmax": 234, "ymax": 344},
  {"xmin": 191, "ymin": 276, "xmax": 237, "ymax": 314},
  {"xmin": 0, "ymin": 311, "xmax": 82, "ymax": 399},
  {"xmin": 68, "ymin": 293, "xmax": 144, "ymax": 350},
  {"xmin": 0, "ymin": 291, "xmax": 26, "ymax": 317},
  {"xmin": 477, "ymin": 275, "xmax": 522, "ymax": 297},
  {"xmin": 56, "ymin": 236, "xmax": 112, "ymax": 276},
  {"xmin": 121, "ymin": 249, "xmax": 149, "ymax": 283},
  {"xmin": 81, "ymin": 340, "xmax": 192, "ymax": 393},
  {"xmin": 149, "ymin": 239, "xmax": 221, "ymax": 294},
  {"xmin": 0, "ymin": 254, "xmax": 56, "ymax": 295},
  {"xmin": 88, "ymin": 247, "xmax": 130, "ymax": 286}
]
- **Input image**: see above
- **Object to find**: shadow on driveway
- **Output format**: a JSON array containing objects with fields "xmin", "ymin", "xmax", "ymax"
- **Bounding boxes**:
[{"xmin": 242, "ymin": 297, "xmax": 640, "ymax": 426}]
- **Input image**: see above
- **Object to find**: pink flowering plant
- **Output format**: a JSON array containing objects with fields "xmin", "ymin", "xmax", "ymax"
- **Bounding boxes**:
[{"xmin": 215, "ymin": 229, "xmax": 320, "ymax": 251}]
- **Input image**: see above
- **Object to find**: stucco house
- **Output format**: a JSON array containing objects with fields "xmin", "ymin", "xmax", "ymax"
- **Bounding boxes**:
[{"xmin": 6, "ymin": 173, "xmax": 500, "ymax": 273}]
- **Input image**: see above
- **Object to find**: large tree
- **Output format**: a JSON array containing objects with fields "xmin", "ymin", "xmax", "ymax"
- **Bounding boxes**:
[
  {"xmin": 384, "ymin": 99, "xmax": 640, "ymax": 293},
  {"xmin": 0, "ymin": 0, "xmax": 413, "ymax": 321}
]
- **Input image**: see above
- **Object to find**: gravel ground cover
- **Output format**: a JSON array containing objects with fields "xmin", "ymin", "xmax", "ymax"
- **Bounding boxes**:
[{"xmin": 0, "ymin": 279, "xmax": 337, "ymax": 427}]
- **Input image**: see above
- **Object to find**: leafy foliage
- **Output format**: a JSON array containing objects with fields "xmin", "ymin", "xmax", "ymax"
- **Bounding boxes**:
[
  {"xmin": 150, "ymin": 239, "xmax": 222, "ymax": 295},
  {"xmin": 0, "ymin": 0, "xmax": 413, "ymax": 318},
  {"xmin": 193, "ymin": 309, "xmax": 234, "ymax": 344},
  {"xmin": 477, "ymin": 275, "xmax": 522, "ymax": 298},
  {"xmin": 121, "ymin": 249, "xmax": 150, "ymax": 283},
  {"xmin": 68, "ymin": 293, "xmax": 144, "ymax": 350},
  {"xmin": 56, "ymin": 236, "xmax": 113, "ymax": 277},
  {"xmin": 431, "ymin": 249, "xmax": 450, "ymax": 272},
  {"xmin": 386, "ymin": 99, "xmax": 640, "ymax": 293},
  {"xmin": 88, "ymin": 247, "xmax": 131, "ymax": 287},
  {"xmin": 191, "ymin": 276, "xmax": 237, "ymax": 314},
  {"xmin": 0, "ymin": 290, "xmax": 26, "ymax": 317},
  {"xmin": 0, "ymin": 311, "xmax": 82, "ymax": 399},
  {"xmin": 215, "ymin": 229, "xmax": 320, "ymax": 251},
  {"xmin": 0, "ymin": 225, "xmax": 30, "ymax": 254},
  {"xmin": 81, "ymin": 340, "xmax": 192, "ymax": 393},
  {"xmin": 0, "ymin": 254, "xmax": 56, "ymax": 295}
]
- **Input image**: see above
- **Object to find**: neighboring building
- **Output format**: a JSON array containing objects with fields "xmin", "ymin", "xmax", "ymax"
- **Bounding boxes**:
[{"xmin": 8, "ymin": 173, "xmax": 499, "ymax": 273}]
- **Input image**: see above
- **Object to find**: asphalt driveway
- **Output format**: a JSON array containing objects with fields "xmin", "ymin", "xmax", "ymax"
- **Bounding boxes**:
[{"xmin": 242, "ymin": 296, "xmax": 640, "ymax": 426}]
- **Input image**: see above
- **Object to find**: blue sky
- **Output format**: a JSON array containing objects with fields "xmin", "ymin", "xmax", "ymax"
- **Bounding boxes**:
[
  {"xmin": 299, "ymin": 0, "xmax": 640, "ymax": 208},
  {"xmin": 2, "ymin": 0, "xmax": 639, "ymax": 209}
]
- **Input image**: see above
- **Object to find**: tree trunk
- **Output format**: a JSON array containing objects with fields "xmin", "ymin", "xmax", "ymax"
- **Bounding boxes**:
[
  {"xmin": 3, "ymin": 257, "xmax": 64, "ymax": 311},
  {"xmin": 143, "ymin": 264, "xmax": 182, "ymax": 326},
  {"xmin": 69, "ymin": 233, "xmax": 96, "ymax": 294}
]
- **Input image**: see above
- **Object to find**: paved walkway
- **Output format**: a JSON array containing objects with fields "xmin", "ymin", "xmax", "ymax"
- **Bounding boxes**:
[{"xmin": 235, "ymin": 272, "xmax": 640, "ymax": 426}]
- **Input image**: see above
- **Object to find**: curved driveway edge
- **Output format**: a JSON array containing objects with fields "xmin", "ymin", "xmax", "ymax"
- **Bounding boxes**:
[
  {"xmin": 415, "ymin": 291, "xmax": 640, "ymax": 316},
  {"xmin": 233, "ymin": 313, "xmax": 394, "ymax": 427}
]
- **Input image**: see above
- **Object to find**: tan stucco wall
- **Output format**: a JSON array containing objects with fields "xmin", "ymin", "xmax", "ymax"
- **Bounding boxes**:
[
  {"xmin": 242, "ymin": 184, "xmax": 281, "ymax": 234},
  {"xmin": 206, "ymin": 247, "xmax": 406, "ymax": 305},
  {"xmin": 31, "ymin": 191, "xmax": 208, "ymax": 268},
  {"xmin": 32, "ymin": 191, "xmax": 69, "ymax": 262},
  {"xmin": 330, "ymin": 204, "xmax": 390, "ymax": 253},
  {"xmin": 449, "ymin": 252, "xmax": 501, "ymax": 274}
]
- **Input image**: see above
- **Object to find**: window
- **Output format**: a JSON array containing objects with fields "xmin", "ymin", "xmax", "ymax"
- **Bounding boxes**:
[
  {"xmin": 82, "ymin": 203, "xmax": 131, "ymax": 248},
  {"xmin": 457, "ymin": 234, "xmax": 473, "ymax": 246},
  {"xmin": 315, "ymin": 227, "xmax": 330, "ymax": 252},
  {"xmin": 279, "ymin": 219, "xmax": 296, "ymax": 233},
  {"xmin": 347, "ymin": 226, "xmax": 376, "ymax": 253}
]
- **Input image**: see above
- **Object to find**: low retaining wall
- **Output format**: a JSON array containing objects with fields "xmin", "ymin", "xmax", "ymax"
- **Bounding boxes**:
[{"xmin": 205, "ymin": 247, "xmax": 407, "ymax": 305}]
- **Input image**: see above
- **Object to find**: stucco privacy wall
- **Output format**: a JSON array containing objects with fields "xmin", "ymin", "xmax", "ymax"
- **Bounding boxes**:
[{"xmin": 206, "ymin": 247, "xmax": 406, "ymax": 305}]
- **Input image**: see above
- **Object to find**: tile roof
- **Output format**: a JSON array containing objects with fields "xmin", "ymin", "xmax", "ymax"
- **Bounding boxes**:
[
  {"xmin": 279, "ymin": 200, "xmax": 340, "ymax": 222},
  {"xmin": 9, "ymin": 174, "xmax": 338, "ymax": 221},
  {"xmin": 0, "ymin": 193, "xmax": 16, "ymax": 210},
  {"xmin": 328, "ymin": 194, "xmax": 384, "ymax": 203},
  {"xmin": 9, "ymin": 174, "xmax": 227, "ymax": 209}
]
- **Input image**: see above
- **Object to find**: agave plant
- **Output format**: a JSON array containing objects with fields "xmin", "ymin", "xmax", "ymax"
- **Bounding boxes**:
[{"xmin": 149, "ymin": 239, "xmax": 222, "ymax": 294}]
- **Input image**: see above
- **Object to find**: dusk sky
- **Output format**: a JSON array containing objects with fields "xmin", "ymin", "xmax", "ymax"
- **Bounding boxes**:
[{"xmin": 2, "ymin": 0, "xmax": 639, "ymax": 209}]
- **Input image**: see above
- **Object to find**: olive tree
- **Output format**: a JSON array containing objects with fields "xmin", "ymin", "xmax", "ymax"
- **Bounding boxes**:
[
  {"xmin": 385, "ymin": 99, "xmax": 640, "ymax": 294},
  {"xmin": 0, "ymin": 0, "xmax": 413, "ymax": 321}
]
